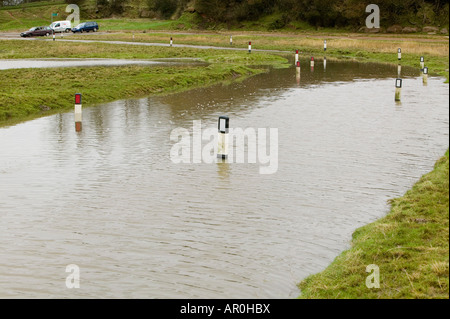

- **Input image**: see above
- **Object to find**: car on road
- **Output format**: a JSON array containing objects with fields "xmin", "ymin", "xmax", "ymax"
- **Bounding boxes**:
[
  {"xmin": 49, "ymin": 20, "xmax": 72, "ymax": 33},
  {"xmin": 20, "ymin": 26, "xmax": 53, "ymax": 38},
  {"xmin": 71, "ymin": 22, "xmax": 99, "ymax": 33}
]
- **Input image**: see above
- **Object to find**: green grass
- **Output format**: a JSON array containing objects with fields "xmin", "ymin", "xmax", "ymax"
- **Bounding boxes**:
[
  {"xmin": 0, "ymin": 2, "xmax": 67, "ymax": 31},
  {"xmin": 0, "ymin": 40, "xmax": 288, "ymax": 126},
  {"xmin": 299, "ymin": 150, "xmax": 449, "ymax": 299},
  {"xmin": 67, "ymin": 31, "xmax": 449, "ymax": 81}
]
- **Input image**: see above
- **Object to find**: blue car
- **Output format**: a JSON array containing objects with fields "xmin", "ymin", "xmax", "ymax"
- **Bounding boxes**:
[{"xmin": 72, "ymin": 22, "xmax": 99, "ymax": 33}]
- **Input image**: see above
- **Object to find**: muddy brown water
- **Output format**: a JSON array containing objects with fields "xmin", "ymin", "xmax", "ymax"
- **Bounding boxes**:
[{"xmin": 0, "ymin": 60, "xmax": 448, "ymax": 298}]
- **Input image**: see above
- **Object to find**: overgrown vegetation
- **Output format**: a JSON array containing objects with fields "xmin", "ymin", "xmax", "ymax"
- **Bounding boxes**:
[
  {"xmin": 299, "ymin": 150, "xmax": 449, "ymax": 299},
  {"xmin": 1, "ymin": 0, "xmax": 448, "ymax": 31}
]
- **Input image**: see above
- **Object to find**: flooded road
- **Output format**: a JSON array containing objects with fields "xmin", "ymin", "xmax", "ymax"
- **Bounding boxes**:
[
  {"xmin": 0, "ymin": 60, "xmax": 448, "ymax": 298},
  {"xmin": 0, "ymin": 59, "xmax": 165, "ymax": 70}
]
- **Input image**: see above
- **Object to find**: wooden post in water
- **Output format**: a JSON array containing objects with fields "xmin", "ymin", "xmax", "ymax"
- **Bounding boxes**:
[
  {"xmin": 217, "ymin": 116, "xmax": 229, "ymax": 160},
  {"xmin": 75, "ymin": 93, "xmax": 82, "ymax": 132},
  {"xmin": 395, "ymin": 79, "xmax": 402, "ymax": 102}
]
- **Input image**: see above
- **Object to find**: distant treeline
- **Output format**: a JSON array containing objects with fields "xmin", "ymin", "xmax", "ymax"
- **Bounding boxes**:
[
  {"xmin": 2, "ymin": 0, "xmax": 448, "ymax": 29},
  {"xmin": 194, "ymin": 0, "xmax": 448, "ymax": 28}
]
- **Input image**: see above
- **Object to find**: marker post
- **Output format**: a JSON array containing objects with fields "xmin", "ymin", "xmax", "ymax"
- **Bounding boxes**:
[
  {"xmin": 217, "ymin": 116, "xmax": 229, "ymax": 160},
  {"xmin": 395, "ymin": 79, "xmax": 402, "ymax": 102},
  {"xmin": 423, "ymin": 67, "xmax": 428, "ymax": 85},
  {"xmin": 75, "ymin": 93, "xmax": 82, "ymax": 132}
]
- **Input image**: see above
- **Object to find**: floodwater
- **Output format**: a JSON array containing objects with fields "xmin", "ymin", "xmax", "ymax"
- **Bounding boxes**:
[{"xmin": 0, "ymin": 60, "xmax": 448, "ymax": 298}]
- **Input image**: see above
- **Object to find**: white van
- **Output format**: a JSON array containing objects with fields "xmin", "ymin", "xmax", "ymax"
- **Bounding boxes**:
[{"xmin": 50, "ymin": 21, "xmax": 72, "ymax": 33}]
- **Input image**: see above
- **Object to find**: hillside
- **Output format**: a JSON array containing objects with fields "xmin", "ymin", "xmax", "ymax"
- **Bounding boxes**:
[{"xmin": 1, "ymin": 0, "xmax": 449, "ymax": 33}]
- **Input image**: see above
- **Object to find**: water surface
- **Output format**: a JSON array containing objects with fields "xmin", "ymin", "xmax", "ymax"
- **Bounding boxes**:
[{"xmin": 0, "ymin": 60, "xmax": 448, "ymax": 298}]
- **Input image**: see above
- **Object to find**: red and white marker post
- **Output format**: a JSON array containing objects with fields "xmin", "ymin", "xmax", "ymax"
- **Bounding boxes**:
[
  {"xmin": 296, "ymin": 60, "xmax": 301, "ymax": 84},
  {"xmin": 295, "ymin": 50, "xmax": 299, "ymax": 65},
  {"xmin": 170, "ymin": 37, "xmax": 173, "ymax": 47},
  {"xmin": 74, "ymin": 93, "xmax": 82, "ymax": 132},
  {"xmin": 248, "ymin": 41, "xmax": 252, "ymax": 54},
  {"xmin": 310, "ymin": 57, "xmax": 315, "ymax": 69}
]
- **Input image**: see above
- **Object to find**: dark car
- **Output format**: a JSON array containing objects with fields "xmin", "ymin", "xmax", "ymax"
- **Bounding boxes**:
[
  {"xmin": 20, "ymin": 26, "xmax": 53, "ymax": 38},
  {"xmin": 71, "ymin": 22, "xmax": 99, "ymax": 33}
]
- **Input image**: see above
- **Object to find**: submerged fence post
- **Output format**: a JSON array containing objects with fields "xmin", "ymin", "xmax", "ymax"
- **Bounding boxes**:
[
  {"xmin": 75, "ymin": 93, "xmax": 82, "ymax": 132},
  {"xmin": 395, "ymin": 78, "xmax": 402, "ymax": 102},
  {"xmin": 217, "ymin": 116, "xmax": 229, "ymax": 160},
  {"xmin": 423, "ymin": 67, "xmax": 428, "ymax": 85}
]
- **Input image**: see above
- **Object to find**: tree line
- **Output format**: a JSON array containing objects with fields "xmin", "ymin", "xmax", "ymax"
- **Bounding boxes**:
[{"xmin": 3, "ymin": 0, "xmax": 448, "ymax": 29}]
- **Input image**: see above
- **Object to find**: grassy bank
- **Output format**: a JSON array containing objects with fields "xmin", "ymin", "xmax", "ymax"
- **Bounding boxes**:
[
  {"xmin": 68, "ymin": 31, "xmax": 450, "ymax": 80},
  {"xmin": 0, "ymin": 40, "xmax": 288, "ymax": 126},
  {"xmin": 299, "ymin": 150, "xmax": 449, "ymax": 299}
]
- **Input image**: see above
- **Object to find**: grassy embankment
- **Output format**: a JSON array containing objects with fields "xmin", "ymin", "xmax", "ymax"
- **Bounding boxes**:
[
  {"xmin": 299, "ymin": 150, "xmax": 449, "ymax": 299},
  {"xmin": 0, "ymin": 1, "xmax": 68, "ymax": 31},
  {"xmin": 0, "ymin": 40, "xmax": 288, "ymax": 126},
  {"xmin": 69, "ymin": 31, "xmax": 450, "ymax": 81}
]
